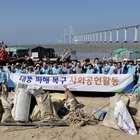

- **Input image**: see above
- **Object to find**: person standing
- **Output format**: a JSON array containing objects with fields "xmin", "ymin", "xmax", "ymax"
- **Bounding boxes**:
[
  {"xmin": 96, "ymin": 61, "xmax": 105, "ymax": 74},
  {"xmin": 122, "ymin": 58, "xmax": 129, "ymax": 74},
  {"xmin": 34, "ymin": 64, "xmax": 42, "ymax": 74},
  {"xmin": 75, "ymin": 61, "xmax": 83, "ymax": 74},
  {"xmin": 71, "ymin": 60, "xmax": 77, "ymax": 74},
  {"xmin": 6, "ymin": 66, "xmax": 14, "ymax": 91},
  {"xmin": 15, "ymin": 63, "xmax": 22, "ymax": 73},
  {"xmin": 86, "ymin": 63, "xmax": 95, "ymax": 74},
  {"xmin": 93, "ymin": 58, "xmax": 99, "ymax": 68},
  {"xmin": 62, "ymin": 61, "xmax": 73, "ymax": 74},
  {"xmin": 50, "ymin": 61, "xmax": 62, "ymax": 75},
  {"xmin": 127, "ymin": 59, "xmax": 137, "ymax": 85},
  {"xmin": 40, "ymin": 62, "xmax": 50, "ymax": 74},
  {"xmin": 127, "ymin": 60, "xmax": 136, "ymax": 74},
  {"xmin": 136, "ymin": 59, "xmax": 140, "ymax": 73},
  {"xmin": 114, "ymin": 62, "xmax": 123, "ymax": 74},
  {"xmin": 27, "ymin": 66, "xmax": 34, "ymax": 74},
  {"xmin": 0, "ymin": 66, "xmax": 7, "ymax": 91},
  {"xmin": 81, "ymin": 60, "xmax": 87, "ymax": 73},
  {"xmin": 105, "ymin": 59, "xmax": 115, "ymax": 74}
]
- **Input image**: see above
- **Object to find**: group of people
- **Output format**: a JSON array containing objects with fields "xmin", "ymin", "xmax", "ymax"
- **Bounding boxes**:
[{"xmin": 0, "ymin": 57, "xmax": 140, "ymax": 91}]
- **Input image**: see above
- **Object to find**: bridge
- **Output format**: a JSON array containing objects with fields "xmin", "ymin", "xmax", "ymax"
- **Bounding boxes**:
[{"xmin": 60, "ymin": 24, "xmax": 140, "ymax": 44}]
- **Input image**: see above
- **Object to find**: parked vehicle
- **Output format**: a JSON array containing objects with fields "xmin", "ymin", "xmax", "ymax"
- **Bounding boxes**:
[{"xmin": 113, "ymin": 47, "xmax": 140, "ymax": 62}]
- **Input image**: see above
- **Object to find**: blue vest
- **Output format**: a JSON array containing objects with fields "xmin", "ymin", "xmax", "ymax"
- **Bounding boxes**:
[
  {"xmin": 41, "ymin": 66, "xmax": 50, "ymax": 74},
  {"xmin": 35, "ymin": 69, "xmax": 41, "ymax": 74},
  {"xmin": 0, "ymin": 70, "xmax": 6, "ymax": 83},
  {"xmin": 86, "ymin": 68, "xmax": 94, "ymax": 74},
  {"xmin": 15, "ymin": 68, "xmax": 22, "ymax": 73},
  {"xmin": 6, "ymin": 70, "xmax": 12, "ymax": 80},
  {"xmin": 4, "ymin": 67, "xmax": 8, "ymax": 72},
  {"xmin": 52, "ymin": 67, "xmax": 61, "ymax": 75},
  {"xmin": 27, "ymin": 71, "xmax": 34, "ymax": 74},
  {"xmin": 106, "ymin": 65, "xmax": 115, "ymax": 74},
  {"xmin": 127, "ymin": 65, "xmax": 136, "ymax": 74},
  {"xmin": 72, "ymin": 65, "xmax": 77, "ymax": 72},
  {"xmin": 4, "ymin": 67, "xmax": 10, "ymax": 80}
]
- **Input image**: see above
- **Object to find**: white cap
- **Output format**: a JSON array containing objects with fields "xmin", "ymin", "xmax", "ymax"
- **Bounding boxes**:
[{"xmin": 123, "ymin": 58, "xmax": 128, "ymax": 61}]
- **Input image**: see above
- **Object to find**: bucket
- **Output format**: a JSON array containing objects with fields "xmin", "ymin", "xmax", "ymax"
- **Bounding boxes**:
[
  {"xmin": 92, "ymin": 109, "xmax": 107, "ymax": 121},
  {"xmin": 12, "ymin": 88, "xmax": 31, "ymax": 122}
]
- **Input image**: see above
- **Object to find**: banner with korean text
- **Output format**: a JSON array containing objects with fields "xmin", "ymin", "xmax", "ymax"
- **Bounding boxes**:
[{"xmin": 10, "ymin": 73, "xmax": 134, "ymax": 92}]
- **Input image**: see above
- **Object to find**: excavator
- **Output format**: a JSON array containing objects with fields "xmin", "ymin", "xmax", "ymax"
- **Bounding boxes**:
[
  {"xmin": 49, "ymin": 48, "xmax": 78, "ymax": 63},
  {"xmin": 58, "ymin": 48, "xmax": 78, "ymax": 62}
]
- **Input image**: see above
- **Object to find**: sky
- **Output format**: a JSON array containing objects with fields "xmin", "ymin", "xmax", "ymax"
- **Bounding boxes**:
[{"xmin": 0, "ymin": 0, "xmax": 140, "ymax": 45}]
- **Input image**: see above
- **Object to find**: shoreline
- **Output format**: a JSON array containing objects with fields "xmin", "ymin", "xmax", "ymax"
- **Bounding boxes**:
[{"xmin": 22, "ymin": 43, "xmax": 140, "ymax": 60}]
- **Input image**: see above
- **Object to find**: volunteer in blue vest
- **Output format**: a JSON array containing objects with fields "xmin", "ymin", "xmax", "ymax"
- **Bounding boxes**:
[
  {"xmin": 3, "ymin": 63, "xmax": 10, "ymax": 82},
  {"xmin": 86, "ymin": 63, "xmax": 95, "ymax": 74},
  {"xmin": 27, "ymin": 66, "xmax": 34, "ymax": 74},
  {"xmin": 127, "ymin": 59, "xmax": 136, "ymax": 74},
  {"xmin": 34, "ymin": 63, "xmax": 42, "ymax": 74},
  {"xmin": 15, "ymin": 63, "xmax": 22, "ymax": 73},
  {"xmin": 127, "ymin": 59, "xmax": 137, "ymax": 85},
  {"xmin": 40, "ymin": 62, "xmax": 50, "ymax": 74},
  {"xmin": 0, "ymin": 66, "xmax": 7, "ymax": 91},
  {"xmin": 6, "ymin": 66, "xmax": 14, "ymax": 91},
  {"xmin": 50, "ymin": 61, "xmax": 62, "ymax": 75},
  {"xmin": 96, "ymin": 61, "xmax": 105, "ymax": 74},
  {"xmin": 6, "ymin": 66, "xmax": 13, "ymax": 80},
  {"xmin": 105, "ymin": 59, "xmax": 115, "ymax": 74},
  {"xmin": 4, "ymin": 63, "xmax": 9, "ymax": 72}
]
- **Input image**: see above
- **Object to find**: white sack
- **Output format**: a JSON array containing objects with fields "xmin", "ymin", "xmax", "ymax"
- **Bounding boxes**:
[
  {"xmin": 12, "ymin": 88, "xmax": 31, "ymax": 122},
  {"xmin": 26, "ymin": 84, "xmax": 44, "ymax": 96},
  {"xmin": 114, "ymin": 100, "xmax": 137, "ymax": 135}
]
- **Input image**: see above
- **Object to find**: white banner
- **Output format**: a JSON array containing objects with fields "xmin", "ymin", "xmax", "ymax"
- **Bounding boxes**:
[{"xmin": 10, "ymin": 73, "xmax": 133, "ymax": 92}]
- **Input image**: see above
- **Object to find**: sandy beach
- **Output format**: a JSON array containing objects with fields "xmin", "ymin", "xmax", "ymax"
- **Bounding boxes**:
[
  {"xmin": 0, "ymin": 96, "xmax": 140, "ymax": 140},
  {"xmin": 1, "ymin": 43, "xmax": 140, "ymax": 140}
]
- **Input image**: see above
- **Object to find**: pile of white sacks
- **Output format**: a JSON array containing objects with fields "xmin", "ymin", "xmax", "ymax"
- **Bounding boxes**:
[
  {"xmin": 102, "ymin": 93, "xmax": 140, "ymax": 135},
  {"xmin": 0, "ymin": 84, "xmax": 79, "ymax": 123}
]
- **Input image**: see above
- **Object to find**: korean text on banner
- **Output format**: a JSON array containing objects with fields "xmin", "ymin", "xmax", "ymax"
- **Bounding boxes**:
[{"xmin": 10, "ymin": 73, "xmax": 134, "ymax": 92}]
